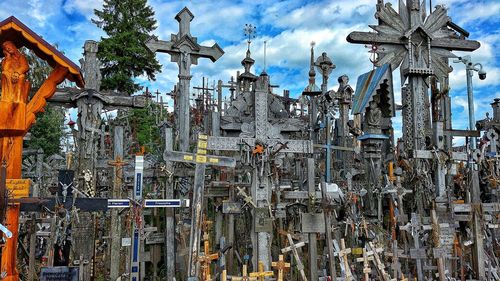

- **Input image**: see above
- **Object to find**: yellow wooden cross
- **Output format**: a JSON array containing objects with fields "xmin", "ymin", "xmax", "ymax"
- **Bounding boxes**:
[
  {"xmin": 230, "ymin": 264, "xmax": 257, "ymax": 281},
  {"xmin": 271, "ymin": 255, "xmax": 290, "ymax": 281},
  {"xmin": 198, "ymin": 238, "xmax": 219, "ymax": 281},
  {"xmin": 249, "ymin": 261, "xmax": 274, "ymax": 281}
]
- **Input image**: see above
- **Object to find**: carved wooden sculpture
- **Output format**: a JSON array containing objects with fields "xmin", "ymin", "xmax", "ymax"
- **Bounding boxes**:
[{"xmin": 0, "ymin": 16, "xmax": 83, "ymax": 281}]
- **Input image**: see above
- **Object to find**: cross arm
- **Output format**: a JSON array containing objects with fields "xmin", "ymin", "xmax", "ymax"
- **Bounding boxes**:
[
  {"xmin": 208, "ymin": 136, "xmax": 313, "ymax": 153},
  {"xmin": 347, "ymin": 32, "xmax": 403, "ymax": 45},
  {"xmin": 198, "ymin": 43, "xmax": 224, "ymax": 62},
  {"xmin": 145, "ymin": 38, "xmax": 174, "ymax": 54},
  {"xmin": 20, "ymin": 197, "xmax": 108, "ymax": 212},
  {"xmin": 164, "ymin": 150, "xmax": 236, "ymax": 168},
  {"xmin": 347, "ymin": 32, "xmax": 480, "ymax": 51}
]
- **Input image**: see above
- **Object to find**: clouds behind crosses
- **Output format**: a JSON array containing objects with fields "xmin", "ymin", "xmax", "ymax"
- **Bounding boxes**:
[{"xmin": 0, "ymin": 0, "xmax": 497, "ymax": 132}]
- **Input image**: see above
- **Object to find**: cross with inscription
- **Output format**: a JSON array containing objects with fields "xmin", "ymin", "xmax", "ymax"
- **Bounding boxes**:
[
  {"xmin": 146, "ymin": 7, "xmax": 224, "ymax": 152},
  {"xmin": 164, "ymin": 133, "xmax": 236, "ymax": 279}
]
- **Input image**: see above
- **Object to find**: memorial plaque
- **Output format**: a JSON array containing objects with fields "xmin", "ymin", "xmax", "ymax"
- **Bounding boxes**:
[
  {"xmin": 255, "ymin": 207, "xmax": 273, "ymax": 233},
  {"xmin": 300, "ymin": 212, "xmax": 325, "ymax": 233},
  {"xmin": 6, "ymin": 179, "xmax": 30, "ymax": 198},
  {"xmin": 146, "ymin": 232, "xmax": 165, "ymax": 245},
  {"xmin": 122, "ymin": 238, "xmax": 131, "ymax": 247},
  {"xmin": 40, "ymin": 266, "xmax": 79, "ymax": 281},
  {"xmin": 222, "ymin": 202, "xmax": 242, "ymax": 214}
]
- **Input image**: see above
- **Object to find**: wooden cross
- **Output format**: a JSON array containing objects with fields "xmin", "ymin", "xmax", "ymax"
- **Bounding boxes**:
[
  {"xmin": 333, "ymin": 239, "xmax": 353, "ymax": 281},
  {"xmin": 272, "ymin": 254, "xmax": 290, "ymax": 281},
  {"xmin": 198, "ymin": 238, "xmax": 219, "ymax": 281},
  {"xmin": 367, "ymin": 242, "xmax": 392, "ymax": 281},
  {"xmin": 355, "ymin": 247, "xmax": 374, "ymax": 281},
  {"xmin": 249, "ymin": 261, "xmax": 274, "ymax": 281},
  {"xmin": 146, "ymin": 7, "xmax": 223, "ymax": 152},
  {"xmin": 412, "ymin": 122, "xmax": 468, "ymax": 197},
  {"xmin": 236, "ymin": 186, "xmax": 256, "ymax": 208},
  {"xmin": 281, "ymin": 233, "xmax": 307, "ymax": 281},
  {"xmin": 347, "ymin": 1, "xmax": 480, "ymax": 152},
  {"xmin": 164, "ymin": 133, "xmax": 236, "ymax": 278}
]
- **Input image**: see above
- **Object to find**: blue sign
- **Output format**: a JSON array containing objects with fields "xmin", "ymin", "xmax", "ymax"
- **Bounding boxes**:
[
  {"xmin": 135, "ymin": 172, "xmax": 142, "ymax": 198},
  {"xmin": 107, "ymin": 199, "xmax": 130, "ymax": 208},
  {"xmin": 144, "ymin": 199, "xmax": 181, "ymax": 208}
]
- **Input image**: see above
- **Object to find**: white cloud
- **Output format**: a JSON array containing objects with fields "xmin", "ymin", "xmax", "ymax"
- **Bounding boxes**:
[{"xmin": 63, "ymin": 0, "xmax": 103, "ymax": 19}]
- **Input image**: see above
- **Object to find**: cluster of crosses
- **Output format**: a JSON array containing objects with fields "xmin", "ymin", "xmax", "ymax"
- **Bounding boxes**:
[{"xmin": 0, "ymin": 1, "xmax": 498, "ymax": 281}]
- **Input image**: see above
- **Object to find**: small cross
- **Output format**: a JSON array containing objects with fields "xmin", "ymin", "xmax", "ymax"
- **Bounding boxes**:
[
  {"xmin": 249, "ymin": 261, "xmax": 274, "ymax": 281},
  {"xmin": 337, "ymin": 239, "xmax": 353, "ymax": 281},
  {"xmin": 356, "ymin": 247, "xmax": 374, "ymax": 281},
  {"xmin": 272, "ymin": 254, "xmax": 290, "ymax": 281}
]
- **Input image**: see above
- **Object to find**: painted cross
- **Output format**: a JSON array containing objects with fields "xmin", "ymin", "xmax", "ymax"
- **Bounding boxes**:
[
  {"xmin": 272, "ymin": 254, "xmax": 290, "ymax": 281},
  {"xmin": 281, "ymin": 233, "xmax": 307, "ymax": 281},
  {"xmin": 164, "ymin": 133, "xmax": 236, "ymax": 278},
  {"xmin": 401, "ymin": 213, "xmax": 426, "ymax": 281},
  {"xmin": 249, "ymin": 261, "xmax": 274, "ymax": 281},
  {"xmin": 198, "ymin": 238, "xmax": 219, "ymax": 281},
  {"xmin": 146, "ymin": 7, "xmax": 224, "ymax": 152},
  {"xmin": 108, "ymin": 156, "xmax": 189, "ymax": 281}
]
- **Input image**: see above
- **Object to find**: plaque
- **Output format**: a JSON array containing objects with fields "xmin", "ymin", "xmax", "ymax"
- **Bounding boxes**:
[{"xmin": 40, "ymin": 266, "xmax": 78, "ymax": 281}]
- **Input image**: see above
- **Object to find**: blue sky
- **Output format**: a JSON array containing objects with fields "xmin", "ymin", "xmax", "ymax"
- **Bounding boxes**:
[{"xmin": 0, "ymin": 0, "xmax": 498, "ymax": 141}]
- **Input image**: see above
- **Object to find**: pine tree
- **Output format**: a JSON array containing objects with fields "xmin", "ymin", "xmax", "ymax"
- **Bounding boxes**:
[{"xmin": 93, "ymin": 0, "xmax": 161, "ymax": 95}]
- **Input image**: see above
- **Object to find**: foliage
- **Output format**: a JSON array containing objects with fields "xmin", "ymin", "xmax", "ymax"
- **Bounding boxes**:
[
  {"xmin": 26, "ymin": 106, "xmax": 65, "ymax": 155},
  {"xmin": 93, "ymin": 0, "xmax": 161, "ymax": 95},
  {"xmin": 128, "ymin": 102, "xmax": 161, "ymax": 152}
]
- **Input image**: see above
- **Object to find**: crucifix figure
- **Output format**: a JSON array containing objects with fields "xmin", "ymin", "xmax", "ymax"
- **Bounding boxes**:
[
  {"xmin": 0, "ymin": 16, "xmax": 84, "ymax": 280},
  {"xmin": 146, "ymin": 7, "xmax": 224, "ymax": 152}
]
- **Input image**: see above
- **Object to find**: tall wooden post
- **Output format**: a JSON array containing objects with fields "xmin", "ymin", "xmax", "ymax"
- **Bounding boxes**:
[
  {"xmin": 109, "ymin": 126, "xmax": 124, "ymax": 280},
  {"xmin": 164, "ymin": 127, "xmax": 176, "ymax": 280}
]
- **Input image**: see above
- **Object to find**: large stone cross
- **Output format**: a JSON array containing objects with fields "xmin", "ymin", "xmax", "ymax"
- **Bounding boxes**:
[
  {"xmin": 207, "ymin": 74, "xmax": 313, "ymax": 269},
  {"xmin": 146, "ymin": 7, "xmax": 224, "ymax": 152}
]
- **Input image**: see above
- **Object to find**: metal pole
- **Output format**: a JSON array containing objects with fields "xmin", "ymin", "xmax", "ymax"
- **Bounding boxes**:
[{"xmin": 466, "ymin": 66, "xmax": 476, "ymax": 149}]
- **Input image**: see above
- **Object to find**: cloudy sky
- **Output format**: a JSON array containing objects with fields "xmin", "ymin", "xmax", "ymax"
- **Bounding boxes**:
[{"xmin": 0, "ymin": 0, "xmax": 498, "ymax": 140}]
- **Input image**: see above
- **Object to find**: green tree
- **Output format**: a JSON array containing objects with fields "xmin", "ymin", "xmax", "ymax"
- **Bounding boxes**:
[
  {"xmin": 128, "ymin": 102, "xmax": 161, "ymax": 153},
  {"xmin": 26, "ymin": 106, "xmax": 65, "ymax": 155},
  {"xmin": 93, "ymin": 0, "xmax": 161, "ymax": 95}
]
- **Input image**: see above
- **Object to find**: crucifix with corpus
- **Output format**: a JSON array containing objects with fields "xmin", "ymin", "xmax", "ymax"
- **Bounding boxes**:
[
  {"xmin": 0, "ymin": 16, "xmax": 85, "ymax": 281},
  {"xmin": 146, "ymin": 7, "xmax": 224, "ymax": 152}
]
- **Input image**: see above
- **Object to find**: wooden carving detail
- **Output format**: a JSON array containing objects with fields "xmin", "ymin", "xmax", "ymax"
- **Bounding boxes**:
[{"xmin": 1, "ymin": 41, "xmax": 30, "ymax": 104}]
